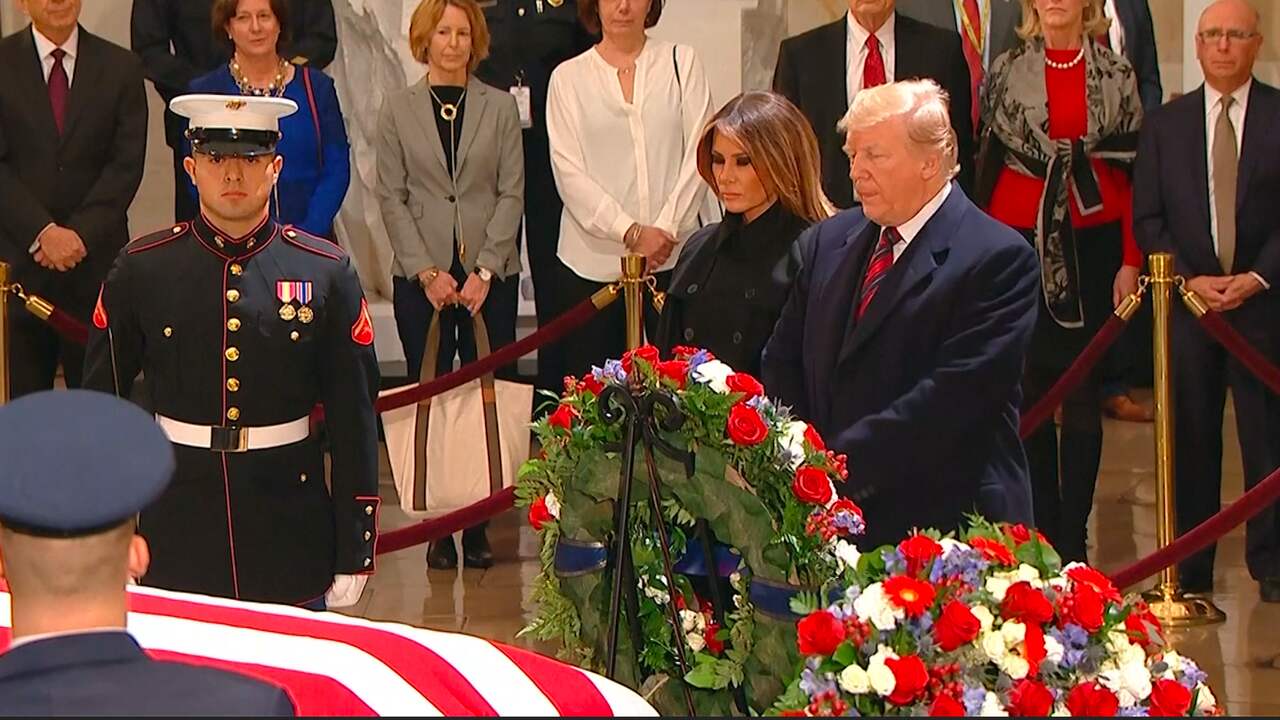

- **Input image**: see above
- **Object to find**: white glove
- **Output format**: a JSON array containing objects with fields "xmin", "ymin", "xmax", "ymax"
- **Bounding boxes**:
[{"xmin": 324, "ymin": 573, "xmax": 369, "ymax": 609}]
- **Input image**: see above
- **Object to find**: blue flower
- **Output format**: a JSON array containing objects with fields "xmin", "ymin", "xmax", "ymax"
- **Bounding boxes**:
[
  {"xmin": 1117, "ymin": 707, "xmax": 1150, "ymax": 717},
  {"xmin": 963, "ymin": 686, "xmax": 987, "ymax": 715},
  {"xmin": 1179, "ymin": 659, "xmax": 1208, "ymax": 689},
  {"xmin": 1049, "ymin": 625, "xmax": 1088, "ymax": 670},
  {"xmin": 928, "ymin": 546, "xmax": 989, "ymax": 587},
  {"xmin": 599, "ymin": 360, "xmax": 627, "ymax": 384},
  {"xmin": 687, "ymin": 349, "xmax": 713, "ymax": 371},
  {"xmin": 800, "ymin": 667, "xmax": 837, "ymax": 698},
  {"xmin": 833, "ymin": 508, "xmax": 866, "ymax": 536},
  {"xmin": 843, "ymin": 584, "xmax": 862, "ymax": 604},
  {"xmin": 881, "ymin": 548, "xmax": 908, "ymax": 575}
]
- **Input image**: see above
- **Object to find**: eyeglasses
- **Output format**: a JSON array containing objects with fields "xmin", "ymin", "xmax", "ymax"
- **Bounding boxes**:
[{"xmin": 1197, "ymin": 28, "xmax": 1260, "ymax": 43}]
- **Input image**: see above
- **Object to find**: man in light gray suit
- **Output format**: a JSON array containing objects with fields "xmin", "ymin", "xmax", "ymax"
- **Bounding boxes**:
[{"xmin": 897, "ymin": 0, "xmax": 1021, "ymax": 128}]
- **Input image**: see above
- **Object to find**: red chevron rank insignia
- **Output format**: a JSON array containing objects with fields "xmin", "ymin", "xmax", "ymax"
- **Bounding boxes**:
[
  {"xmin": 92, "ymin": 285, "xmax": 108, "ymax": 330},
  {"xmin": 351, "ymin": 298, "xmax": 374, "ymax": 346}
]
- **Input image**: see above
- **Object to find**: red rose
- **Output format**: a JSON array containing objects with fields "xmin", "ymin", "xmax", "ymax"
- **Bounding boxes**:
[
  {"xmin": 1149, "ymin": 679, "xmax": 1193, "ymax": 717},
  {"xmin": 656, "ymin": 359, "xmax": 689, "ymax": 389},
  {"xmin": 1005, "ymin": 523, "xmax": 1049, "ymax": 547},
  {"xmin": 898, "ymin": 533, "xmax": 943, "ymax": 576},
  {"xmin": 1021, "ymin": 622, "xmax": 1047, "ymax": 669},
  {"xmin": 671, "ymin": 344, "xmax": 703, "ymax": 360},
  {"xmin": 969, "ymin": 536, "xmax": 1017, "ymax": 566},
  {"xmin": 1066, "ymin": 564, "xmax": 1123, "ymax": 603},
  {"xmin": 1125, "ymin": 602, "xmax": 1165, "ymax": 650},
  {"xmin": 795, "ymin": 610, "xmax": 846, "ymax": 657},
  {"xmin": 578, "ymin": 373, "xmax": 605, "ymax": 396},
  {"xmin": 883, "ymin": 575, "xmax": 936, "ymax": 617},
  {"xmin": 792, "ymin": 466, "xmax": 834, "ymax": 505},
  {"xmin": 621, "ymin": 344, "xmax": 660, "ymax": 373},
  {"xmin": 725, "ymin": 372, "xmax": 765, "ymax": 398},
  {"xmin": 1001, "ymin": 582, "xmax": 1055, "ymax": 625},
  {"xmin": 933, "ymin": 600, "xmax": 982, "ymax": 651},
  {"xmin": 1008, "ymin": 679, "xmax": 1054, "ymax": 717},
  {"xmin": 884, "ymin": 655, "xmax": 929, "ymax": 706},
  {"xmin": 929, "ymin": 694, "xmax": 966, "ymax": 717},
  {"xmin": 704, "ymin": 620, "xmax": 725, "ymax": 655},
  {"xmin": 1063, "ymin": 584, "xmax": 1106, "ymax": 633},
  {"xmin": 1066, "ymin": 681, "xmax": 1119, "ymax": 717},
  {"xmin": 804, "ymin": 424, "xmax": 826, "ymax": 451},
  {"xmin": 726, "ymin": 402, "xmax": 768, "ymax": 446},
  {"xmin": 547, "ymin": 403, "xmax": 578, "ymax": 430},
  {"xmin": 528, "ymin": 496, "xmax": 553, "ymax": 531},
  {"xmin": 830, "ymin": 498, "xmax": 862, "ymax": 517}
]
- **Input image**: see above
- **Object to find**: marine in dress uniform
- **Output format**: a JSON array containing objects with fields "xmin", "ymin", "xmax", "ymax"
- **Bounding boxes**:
[
  {"xmin": 0, "ymin": 390, "xmax": 295, "ymax": 716},
  {"xmin": 474, "ymin": 0, "xmax": 593, "ymax": 397},
  {"xmin": 82, "ymin": 95, "xmax": 380, "ymax": 607}
]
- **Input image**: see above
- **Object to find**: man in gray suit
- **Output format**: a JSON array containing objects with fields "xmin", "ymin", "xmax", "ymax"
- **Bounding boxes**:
[{"xmin": 897, "ymin": 0, "xmax": 1021, "ymax": 129}]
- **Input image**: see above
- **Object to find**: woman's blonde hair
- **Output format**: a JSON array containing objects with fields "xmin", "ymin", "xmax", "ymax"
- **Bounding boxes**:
[
  {"xmin": 696, "ymin": 92, "xmax": 832, "ymax": 224},
  {"xmin": 408, "ymin": 0, "xmax": 491, "ymax": 72},
  {"xmin": 1017, "ymin": 0, "xmax": 1111, "ymax": 40}
]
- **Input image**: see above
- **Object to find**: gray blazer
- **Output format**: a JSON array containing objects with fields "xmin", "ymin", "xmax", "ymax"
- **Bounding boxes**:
[
  {"xmin": 896, "ymin": 0, "xmax": 1022, "ymax": 77},
  {"xmin": 377, "ymin": 77, "xmax": 524, "ymax": 279}
]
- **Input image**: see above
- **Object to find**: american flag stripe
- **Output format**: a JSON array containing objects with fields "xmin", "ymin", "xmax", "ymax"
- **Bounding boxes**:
[{"xmin": 0, "ymin": 585, "xmax": 656, "ymax": 717}]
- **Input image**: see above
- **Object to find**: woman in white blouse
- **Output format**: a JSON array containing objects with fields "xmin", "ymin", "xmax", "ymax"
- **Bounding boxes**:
[{"xmin": 546, "ymin": 0, "xmax": 717, "ymax": 376}]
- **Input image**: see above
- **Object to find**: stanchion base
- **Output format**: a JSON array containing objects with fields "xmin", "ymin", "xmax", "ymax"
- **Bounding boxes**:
[{"xmin": 1141, "ymin": 588, "xmax": 1227, "ymax": 628}]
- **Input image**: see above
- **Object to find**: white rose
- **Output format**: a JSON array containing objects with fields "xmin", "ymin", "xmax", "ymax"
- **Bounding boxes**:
[
  {"xmin": 853, "ymin": 583, "xmax": 903, "ymax": 632},
  {"xmin": 985, "ymin": 575, "xmax": 1013, "ymax": 602},
  {"xmin": 980, "ymin": 691, "xmax": 1010, "ymax": 717},
  {"xmin": 834, "ymin": 539, "xmax": 862, "ymax": 572},
  {"xmin": 1100, "ymin": 661, "xmax": 1153, "ymax": 708},
  {"xmin": 1195, "ymin": 684, "xmax": 1218, "ymax": 713},
  {"xmin": 1162, "ymin": 651, "xmax": 1185, "ymax": 673},
  {"xmin": 971, "ymin": 605, "xmax": 996, "ymax": 631},
  {"xmin": 680, "ymin": 609, "xmax": 699, "ymax": 633},
  {"xmin": 1044, "ymin": 635, "xmax": 1065, "ymax": 665},
  {"xmin": 1001, "ymin": 621, "xmax": 1027, "ymax": 646},
  {"xmin": 780, "ymin": 421, "xmax": 808, "ymax": 469},
  {"xmin": 1047, "ymin": 576, "xmax": 1069, "ymax": 592},
  {"xmin": 545, "ymin": 491, "xmax": 562, "ymax": 519},
  {"xmin": 981, "ymin": 630, "xmax": 1007, "ymax": 661},
  {"xmin": 838, "ymin": 665, "xmax": 872, "ymax": 695},
  {"xmin": 867, "ymin": 658, "xmax": 897, "ymax": 698},
  {"xmin": 998, "ymin": 654, "xmax": 1031, "ymax": 680},
  {"xmin": 692, "ymin": 360, "xmax": 734, "ymax": 393},
  {"xmin": 1016, "ymin": 563, "xmax": 1043, "ymax": 586},
  {"xmin": 1119, "ymin": 640, "xmax": 1146, "ymax": 669},
  {"xmin": 939, "ymin": 538, "xmax": 971, "ymax": 557},
  {"xmin": 686, "ymin": 632, "xmax": 706, "ymax": 653}
]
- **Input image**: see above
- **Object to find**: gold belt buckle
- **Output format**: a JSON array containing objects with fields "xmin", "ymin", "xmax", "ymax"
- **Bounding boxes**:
[{"xmin": 211, "ymin": 425, "xmax": 250, "ymax": 453}]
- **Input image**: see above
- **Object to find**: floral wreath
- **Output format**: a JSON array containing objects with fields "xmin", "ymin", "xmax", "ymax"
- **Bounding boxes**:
[{"xmin": 517, "ymin": 345, "xmax": 861, "ymax": 713}]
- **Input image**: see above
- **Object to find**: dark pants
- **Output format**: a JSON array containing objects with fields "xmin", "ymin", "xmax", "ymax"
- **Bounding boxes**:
[
  {"xmin": 7, "ymin": 295, "xmax": 86, "ymax": 398},
  {"xmin": 1020, "ymin": 222, "xmax": 1121, "ymax": 564},
  {"xmin": 552, "ymin": 268, "xmax": 668, "ymax": 380},
  {"xmin": 1173, "ymin": 308, "xmax": 1280, "ymax": 586},
  {"xmin": 523, "ymin": 138, "xmax": 570, "ymax": 404}
]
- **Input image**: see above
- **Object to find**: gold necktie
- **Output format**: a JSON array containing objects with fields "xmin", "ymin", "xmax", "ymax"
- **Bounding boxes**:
[{"xmin": 1212, "ymin": 95, "xmax": 1238, "ymax": 274}]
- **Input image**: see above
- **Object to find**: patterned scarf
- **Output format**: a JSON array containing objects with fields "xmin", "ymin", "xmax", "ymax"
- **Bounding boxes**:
[{"xmin": 982, "ymin": 38, "xmax": 1142, "ymax": 328}]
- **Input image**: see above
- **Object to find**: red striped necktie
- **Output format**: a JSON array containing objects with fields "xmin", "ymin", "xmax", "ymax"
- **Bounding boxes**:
[{"xmin": 855, "ymin": 227, "xmax": 899, "ymax": 320}]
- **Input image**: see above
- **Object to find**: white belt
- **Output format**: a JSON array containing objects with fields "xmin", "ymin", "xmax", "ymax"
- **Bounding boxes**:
[{"xmin": 156, "ymin": 415, "xmax": 310, "ymax": 452}]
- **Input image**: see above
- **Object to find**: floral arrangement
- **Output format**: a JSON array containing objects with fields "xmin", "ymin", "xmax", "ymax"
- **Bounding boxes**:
[
  {"xmin": 772, "ymin": 520, "xmax": 1222, "ymax": 716},
  {"xmin": 516, "ymin": 345, "xmax": 857, "ymax": 713}
]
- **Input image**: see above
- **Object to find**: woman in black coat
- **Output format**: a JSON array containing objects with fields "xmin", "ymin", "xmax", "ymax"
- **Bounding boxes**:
[{"xmin": 656, "ymin": 91, "xmax": 830, "ymax": 376}]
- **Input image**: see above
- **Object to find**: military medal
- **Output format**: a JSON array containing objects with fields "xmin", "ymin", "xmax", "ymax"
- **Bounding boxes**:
[
  {"xmin": 277, "ymin": 280, "xmax": 313, "ymax": 323},
  {"xmin": 547, "ymin": 0, "xmax": 563, "ymax": 6},
  {"xmin": 298, "ymin": 306, "xmax": 314, "ymax": 324},
  {"xmin": 279, "ymin": 304, "xmax": 297, "ymax": 321}
]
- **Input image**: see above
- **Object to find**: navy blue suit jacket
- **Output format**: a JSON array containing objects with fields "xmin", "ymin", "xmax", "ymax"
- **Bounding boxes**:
[
  {"xmin": 0, "ymin": 631, "xmax": 295, "ymax": 716},
  {"xmin": 1112, "ymin": 0, "xmax": 1164, "ymax": 112},
  {"xmin": 762, "ymin": 185, "xmax": 1038, "ymax": 548}
]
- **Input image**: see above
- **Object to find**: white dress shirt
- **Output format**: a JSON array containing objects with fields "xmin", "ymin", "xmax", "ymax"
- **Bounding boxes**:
[
  {"xmin": 1203, "ymin": 80, "xmax": 1267, "ymax": 287},
  {"xmin": 1102, "ymin": 0, "xmax": 1126, "ymax": 55},
  {"xmin": 547, "ymin": 39, "xmax": 718, "ymax": 282},
  {"xmin": 32, "ymin": 24, "xmax": 79, "ymax": 85},
  {"xmin": 888, "ymin": 181, "xmax": 953, "ymax": 261},
  {"xmin": 846, "ymin": 12, "xmax": 897, "ymax": 106}
]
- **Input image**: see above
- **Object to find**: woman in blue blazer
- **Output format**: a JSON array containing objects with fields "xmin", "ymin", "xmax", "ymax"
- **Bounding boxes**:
[{"xmin": 186, "ymin": 0, "xmax": 351, "ymax": 237}]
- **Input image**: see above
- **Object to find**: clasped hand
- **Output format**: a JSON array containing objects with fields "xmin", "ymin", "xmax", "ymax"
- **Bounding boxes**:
[
  {"xmin": 35, "ymin": 225, "xmax": 87, "ymax": 272},
  {"xmin": 417, "ymin": 269, "xmax": 490, "ymax": 315},
  {"xmin": 1185, "ymin": 274, "xmax": 1264, "ymax": 312}
]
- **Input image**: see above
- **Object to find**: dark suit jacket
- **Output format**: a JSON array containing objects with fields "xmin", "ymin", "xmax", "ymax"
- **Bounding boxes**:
[
  {"xmin": 130, "ymin": 0, "xmax": 337, "ymax": 147},
  {"xmin": 896, "ymin": 0, "xmax": 1022, "ymax": 74},
  {"xmin": 772, "ymin": 13, "xmax": 974, "ymax": 208},
  {"xmin": 1111, "ymin": 0, "xmax": 1163, "ymax": 111},
  {"xmin": 0, "ymin": 631, "xmax": 295, "ymax": 716},
  {"xmin": 1134, "ymin": 80, "xmax": 1280, "ymax": 346},
  {"xmin": 762, "ymin": 185, "xmax": 1037, "ymax": 548},
  {"xmin": 0, "ymin": 25, "xmax": 147, "ymax": 310}
]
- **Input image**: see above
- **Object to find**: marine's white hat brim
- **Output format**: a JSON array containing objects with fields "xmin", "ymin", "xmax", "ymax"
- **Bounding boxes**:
[{"xmin": 170, "ymin": 93, "xmax": 299, "ymax": 133}]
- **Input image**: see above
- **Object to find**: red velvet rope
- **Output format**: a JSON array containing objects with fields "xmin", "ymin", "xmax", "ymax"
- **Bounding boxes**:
[
  {"xmin": 1019, "ymin": 313, "xmax": 1129, "ymax": 439},
  {"xmin": 46, "ymin": 305, "xmax": 88, "ymax": 346},
  {"xmin": 1195, "ymin": 309, "xmax": 1280, "ymax": 397},
  {"xmin": 375, "ymin": 487, "xmax": 517, "ymax": 555},
  {"xmin": 1111, "ymin": 463, "xmax": 1280, "ymax": 588}
]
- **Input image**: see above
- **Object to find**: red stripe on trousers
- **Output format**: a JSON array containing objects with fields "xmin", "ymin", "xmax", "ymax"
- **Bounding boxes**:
[
  {"xmin": 121, "ymin": 592, "xmax": 497, "ymax": 716},
  {"xmin": 492, "ymin": 641, "xmax": 614, "ymax": 716}
]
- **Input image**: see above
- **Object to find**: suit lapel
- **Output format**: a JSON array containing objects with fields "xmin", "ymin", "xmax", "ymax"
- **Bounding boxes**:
[
  {"xmin": 61, "ymin": 27, "xmax": 97, "ymax": 143},
  {"xmin": 456, "ymin": 79, "xmax": 489, "ymax": 174},
  {"xmin": 838, "ymin": 188, "xmax": 962, "ymax": 365},
  {"xmin": 894, "ymin": 14, "xmax": 920, "ymax": 81},
  {"xmin": 816, "ymin": 218, "xmax": 874, "ymax": 367},
  {"xmin": 408, "ymin": 82, "xmax": 448, "ymax": 173},
  {"xmin": 13, "ymin": 28, "xmax": 59, "ymax": 146},
  {"xmin": 1236, "ymin": 80, "xmax": 1274, "ymax": 212},
  {"xmin": 820, "ymin": 19, "xmax": 848, "ymax": 132},
  {"xmin": 1185, "ymin": 88, "xmax": 1214, "ymax": 251}
]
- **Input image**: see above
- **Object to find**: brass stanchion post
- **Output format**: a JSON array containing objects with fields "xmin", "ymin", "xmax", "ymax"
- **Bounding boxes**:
[
  {"xmin": 1142, "ymin": 252, "xmax": 1225, "ymax": 627},
  {"xmin": 0, "ymin": 261, "xmax": 10, "ymax": 405},
  {"xmin": 621, "ymin": 254, "xmax": 644, "ymax": 351}
]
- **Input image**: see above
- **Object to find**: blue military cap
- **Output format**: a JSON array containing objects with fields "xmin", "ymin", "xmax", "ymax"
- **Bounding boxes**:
[{"xmin": 0, "ymin": 390, "xmax": 174, "ymax": 537}]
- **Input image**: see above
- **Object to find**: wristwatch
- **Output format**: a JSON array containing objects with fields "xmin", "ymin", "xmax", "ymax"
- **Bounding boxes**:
[{"xmin": 474, "ymin": 267, "xmax": 494, "ymax": 282}]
